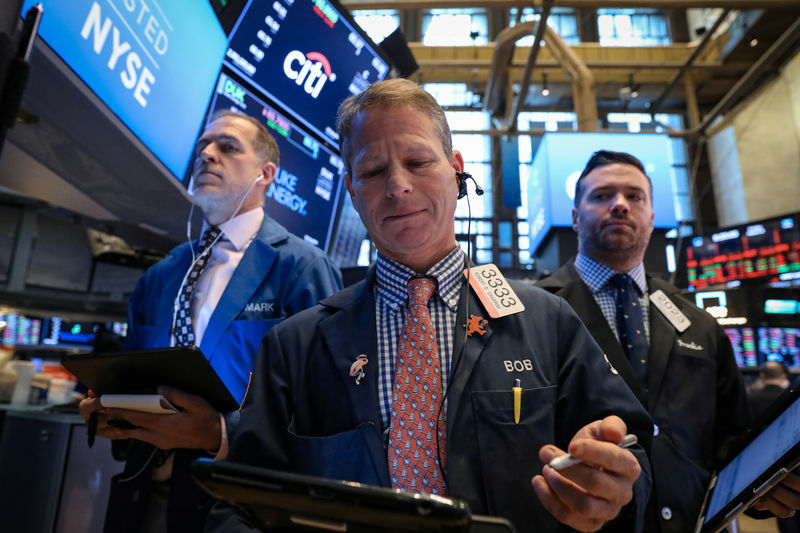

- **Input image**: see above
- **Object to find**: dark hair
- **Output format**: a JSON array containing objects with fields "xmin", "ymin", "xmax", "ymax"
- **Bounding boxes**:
[
  {"xmin": 207, "ymin": 109, "xmax": 280, "ymax": 167},
  {"xmin": 574, "ymin": 150, "xmax": 652, "ymax": 206}
]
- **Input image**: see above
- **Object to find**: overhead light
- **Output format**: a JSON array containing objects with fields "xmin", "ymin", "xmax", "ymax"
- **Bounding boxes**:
[{"xmin": 541, "ymin": 73, "xmax": 550, "ymax": 96}]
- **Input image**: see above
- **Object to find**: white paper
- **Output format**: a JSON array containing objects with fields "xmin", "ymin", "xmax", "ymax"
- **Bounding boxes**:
[{"xmin": 99, "ymin": 394, "xmax": 178, "ymax": 414}]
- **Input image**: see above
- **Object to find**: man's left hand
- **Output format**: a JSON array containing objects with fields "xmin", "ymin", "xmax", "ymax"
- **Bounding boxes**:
[
  {"xmin": 751, "ymin": 469, "xmax": 800, "ymax": 518},
  {"xmin": 101, "ymin": 386, "xmax": 222, "ymax": 451},
  {"xmin": 532, "ymin": 415, "xmax": 642, "ymax": 532}
]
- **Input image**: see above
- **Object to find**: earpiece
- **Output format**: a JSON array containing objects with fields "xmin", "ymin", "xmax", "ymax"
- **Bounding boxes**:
[
  {"xmin": 456, "ymin": 171, "xmax": 468, "ymax": 199},
  {"xmin": 254, "ymin": 174, "xmax": 264, "ymax": 183},
  {"xmin": 456, "ymin": 170, "xmax": 484, "ymax": 199}
]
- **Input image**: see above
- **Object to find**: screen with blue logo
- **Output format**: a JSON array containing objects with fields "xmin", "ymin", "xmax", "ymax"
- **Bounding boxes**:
[
  {"xmin": 528, "ymin": 133, "xmax": 678, "ymax": 252},
  {"xmin": 224, "ymin": 0, "xmax": 390, "ymax": 148},
  {"xmin": 206, "ymin": 72, "xmax": 346, "ymax": 252},
  {"xmin": 21, "ymin": 0, "xmax": 227, "ymax": 179}
]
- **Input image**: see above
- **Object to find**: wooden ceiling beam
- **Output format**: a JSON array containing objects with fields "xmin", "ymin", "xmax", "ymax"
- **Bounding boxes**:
[{"xmin": 343, "ymin": 0, "xmax": 800, "ymax": 10}]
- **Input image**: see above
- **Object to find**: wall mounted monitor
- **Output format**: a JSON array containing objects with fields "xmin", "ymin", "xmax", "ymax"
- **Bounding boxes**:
[
  {"xmin": 0, "ymin": 313, "xmax": 42, "ymax": 347},
  {"xmin": 758, "ymin": 327, "xmax": 800, "ymax": 369},
  {"xmin": 205, "ymin": 71, "xmax": 346, "ymax": 252},
  {"xmin": 765, "ymin": 299, "xmax": 799, "ymax": 315},
  {"xmin": 20, "ymin": 0, "xmax": 228, "ymax": 179},
  {"xmin": 683, "ymin": 213, "xmax": 800, "ymax": 290},
  {"xmin": 723, "ymin": 327, "xmax": 758, "ymax": 368},
  {"xmin": 40, "ymin": 317, "xmax": 127, "ymax": 350},
  {"xmin": 223, "ymin": 0, "xmax": 390, "ymax": 148}
]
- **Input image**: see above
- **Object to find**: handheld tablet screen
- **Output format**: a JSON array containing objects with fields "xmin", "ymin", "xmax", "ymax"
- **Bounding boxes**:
[
  {"xmin": 704, "ymin": 394, "xmax": 800, "ymax": 524},
  {"xmin": 61, "ymin": 347, "xmax": 238, "ymax": 412},
  {"xmin": 191, "ymin": 460, "xmax": 475, "ymax": 532}
]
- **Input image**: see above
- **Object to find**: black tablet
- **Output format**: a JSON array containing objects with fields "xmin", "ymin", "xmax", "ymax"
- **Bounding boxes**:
[
  {"xmin": 694, "ymin": 378, "xmax": 800, "ymax": 533},
  {"xmin": 192, "ymin": 459, "xmax": 514, "ymax": 532},
  {"xmin": 61, "ymin": 346, "xmax": 238, "ymax": 412}
]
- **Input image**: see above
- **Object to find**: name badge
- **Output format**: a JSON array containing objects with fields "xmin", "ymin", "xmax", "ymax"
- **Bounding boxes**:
[
  {"xmin": 650, "ymin": 289, "xmax": 691, "ymax": 332},
  {"xmin": 464, "ymin": 263, "xmax": 525, "ymax": 318}
]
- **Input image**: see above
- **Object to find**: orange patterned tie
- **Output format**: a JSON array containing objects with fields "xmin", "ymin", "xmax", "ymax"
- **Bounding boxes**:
[{"xmin": 388, "ymin": 277, "xmax": 447, "ymax": 495}]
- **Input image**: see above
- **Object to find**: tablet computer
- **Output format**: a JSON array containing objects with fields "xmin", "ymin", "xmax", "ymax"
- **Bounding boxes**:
[
  {"xmin": 694, "ymin": 378, "xmax": 800, "ymax": 533},
  {"xmin": 61, "ymin": 346, "xmax": 238, "ymax": 412},
  {"xmin": 192, "ymin": 459, "xmax": 514, "ymax": 532}
]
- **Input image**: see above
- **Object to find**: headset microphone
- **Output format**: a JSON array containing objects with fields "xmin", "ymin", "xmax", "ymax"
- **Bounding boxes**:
[{"xmin": 456, "ymin": 170, "xmax": 484, "ymax": 199}]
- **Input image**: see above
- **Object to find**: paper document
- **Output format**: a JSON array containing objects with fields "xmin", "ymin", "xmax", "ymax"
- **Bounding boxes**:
[{"xmin": 99, "ymin": 394, "xmax": 178, "ymax": 414}]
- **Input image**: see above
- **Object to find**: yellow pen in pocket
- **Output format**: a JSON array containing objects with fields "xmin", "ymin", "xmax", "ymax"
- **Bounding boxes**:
[{"xmin": 513, "ymin": 379, "xmax": 521, "ymax": 424}]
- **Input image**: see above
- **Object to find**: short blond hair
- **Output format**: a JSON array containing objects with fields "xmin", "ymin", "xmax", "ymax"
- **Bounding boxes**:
[{"xmin": 336, "ymin": 79, "xmax": 452, "ymax": 175}]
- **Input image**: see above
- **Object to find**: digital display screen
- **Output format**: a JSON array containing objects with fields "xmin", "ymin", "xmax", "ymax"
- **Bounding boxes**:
[
  {"xmin": 704, "ymin": 390, "xmax": 800, "ymax": 524},
  {"xmin": 21, "ymin": 0, "xmax": 228, "ymax": 179},
  {"xmin": 0, "ymin": 313, "xmax": 42, "ymax": 346},
  {"xmin": 764, "ymin": 299, "xmax": 799, "ymax": 315},
  {"xmin": 206, "ymin": 71, "xmax": 346, "ymax": 252},
  {"xmin": 223, "ymin": 0, "xmax": 390, "ymax": 148},
  {"xmin": 40, "ymin": 318, "xmax": 127, "ymax": 349},
  {"xmin": 684, "ymin": 215, "xmax": 800, "ymax": 290},
  {"xmin": 758, "ymin": 327, "xmax": 800, "ymax": 369},
  {"xmin": 724, "ymin": 327, "xmax": 758, "ymax": 368}
]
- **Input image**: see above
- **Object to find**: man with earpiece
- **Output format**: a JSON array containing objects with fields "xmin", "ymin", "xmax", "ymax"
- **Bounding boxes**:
[
  {"xmin": 79, "ymin": 110, "xmax": 342, "ymax": 533},
  {"xmin": 208, "ymin": 79, "xmax": 654, "ymax": 533}
]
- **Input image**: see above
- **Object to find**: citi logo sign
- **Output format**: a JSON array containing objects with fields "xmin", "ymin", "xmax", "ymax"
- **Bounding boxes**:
[{"xmin": 283, "ymin": 50, "xmax": 336, "ymax": 98}]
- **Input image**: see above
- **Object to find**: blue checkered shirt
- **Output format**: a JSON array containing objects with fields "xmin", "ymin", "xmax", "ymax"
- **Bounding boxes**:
[
  {"xmin": 574, "ymin": 254, "xmax": 650, "ymax": 343},
  {"xmin": 375, "ymin": 248, "xmax": 464, "ymax": 430}
]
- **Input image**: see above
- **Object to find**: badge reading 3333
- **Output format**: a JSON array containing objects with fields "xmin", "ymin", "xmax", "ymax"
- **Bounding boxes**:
[{"xmin": 464, "ymin": 264, "xmax": 525, "ymax": 319}]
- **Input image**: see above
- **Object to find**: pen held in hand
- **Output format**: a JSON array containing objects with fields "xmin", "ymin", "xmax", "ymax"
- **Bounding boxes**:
[
  {"xmin": 87, "ymin": 412, "xmax": 98, "ymax": 448},
  {"xmin": 548, "ymin": 434, "xmax": 638, "ymax": 471}
]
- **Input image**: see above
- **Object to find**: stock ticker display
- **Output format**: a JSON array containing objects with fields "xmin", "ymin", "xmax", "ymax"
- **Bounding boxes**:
[
  {"xmin": 207, "ymin": 72, "xmax": 346, "ymax": 252},
  {"xmin": 758, "ymin": 327, "xmax": 800, "ymax": 369},
  {"xmin": 685, "ymin": 215, "xmax": 800, "ymax": 290},
  {"xmin": 0, "ymin": 313, "xmax": 127, "ymax": 349},
  {"xmin": 724, "ymin": 327, "xmax": 758, "ymax": 368},
  {"xmin": 223, "ymin": 0, "xmax": 390, "ymax": 148}
]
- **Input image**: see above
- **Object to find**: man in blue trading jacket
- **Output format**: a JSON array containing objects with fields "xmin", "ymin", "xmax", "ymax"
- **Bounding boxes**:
[
  {"xmin": 78, "ymin": 110, "xmax": 342, "ymax": 533},
  {"xmin": 208, "ymin": 79, "xmax": 653, "ymax": 533},
  {"xmin": 536, "ymin": 150, "xmax": 800, "ymax": 532}
]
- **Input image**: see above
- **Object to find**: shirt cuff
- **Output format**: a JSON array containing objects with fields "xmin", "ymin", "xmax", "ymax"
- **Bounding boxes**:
[{"xmin": 208, "ymin": 412, "xmax": 229, "ymax": 460}]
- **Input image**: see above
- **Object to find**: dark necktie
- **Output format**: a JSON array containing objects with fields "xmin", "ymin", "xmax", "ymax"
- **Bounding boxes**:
[
  {"xmin": 610, "ymin": 273, "xmax": 649, "ymax": 387},
  {"xmin": 388, "ymin": 277, "xmax": 447, "ymax": 495},
  {"xmin": 172, "ymin": 227, "xmax": 221, "ymax": 347}
]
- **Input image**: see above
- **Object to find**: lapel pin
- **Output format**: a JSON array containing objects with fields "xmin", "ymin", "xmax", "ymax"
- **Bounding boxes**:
[
  {"xmin": 349, "ymin": 354, "xmax": 369, "ymax": 385},
  {"xmin": 463, "ymin": 315, "xmax": 488, "ymax": 336}
]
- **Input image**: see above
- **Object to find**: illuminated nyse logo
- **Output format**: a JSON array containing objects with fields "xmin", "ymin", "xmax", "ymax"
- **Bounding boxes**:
[
  {"xmin": 283, "ymin": 51, "xmax": 336, "ymax": 99},
  {"xmin": 79, "ymin": 1, "xmax": 173, "ymax": 108}
]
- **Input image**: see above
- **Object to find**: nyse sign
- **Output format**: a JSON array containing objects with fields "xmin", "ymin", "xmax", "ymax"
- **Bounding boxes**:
[
  {"xmin": 79, "ymin": 1, "xmax": 168, "ymax": 108},
  {"xmin": 23, "ymin": 0, "xmax": 227, "ymax": 178}
]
